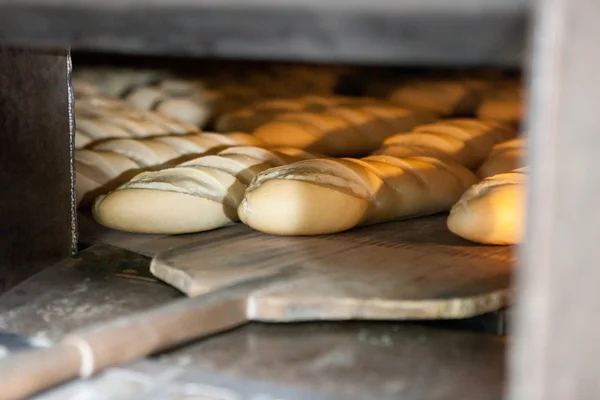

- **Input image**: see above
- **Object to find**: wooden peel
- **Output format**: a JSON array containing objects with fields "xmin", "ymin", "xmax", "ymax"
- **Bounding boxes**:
[
  {"xmin": 151, "ymin": 215, "xmax": 515, "ymax": 321},
  {"xmin": 0, "ymin": 282, "xmax": 255, "ymax": 400},
  {"xmin": 0, "ymin": 216, "xmax": 513, "ymax": 399}
]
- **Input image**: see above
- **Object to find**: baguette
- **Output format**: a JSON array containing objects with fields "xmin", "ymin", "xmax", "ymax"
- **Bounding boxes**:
[
  {"xmin": 214, "ymin": 95, "xmax": 385, "ymax": 133},
  {"xmin": 76, "ymin": 133, "xmax": 262, "ymax": 207},
  {"xmin": 476, "ymin": 86, "xmax": 523, "ymax": 128},
  {"xmin": 388, "ymin": 80, "xmax": 481, "ymax": 117},
  {"xmin": 477, "ymin": 137, "xmax": 526, "ymax": 179},
  {"xmin": 73, "ymin": 67, "xmax": 168, "ymax": 98},
  {"xmin": 374, "ymin": 119, "xmax": 516, "ymax": 169},
  {"xmin": 92, "ymin": 146, "xmax": 320, "ymax": 234},
  {"xmin": 214, "ymin": 97, "xmax": 317, "ymax": 133},
  {"xmin": 238, "ymin": 155, "xmax": 477, "ymax": 236},
  {"xmin": 124, "ymin": 79, "xmax": 210, "ymax": 127},
  {"xmin": 252, "ymin": 105, "xmax": 437, "ymax": 157},
  {"xmin": 76, "ymin": 150, "xmax": 141, "ymax": 206},
  {"xmin": 75, "ymin": 94, "xmax": 200, "ymax": 149},
  {"xmin": 447, "ymin": 168, "xmax": 526, "ymax": 245}
]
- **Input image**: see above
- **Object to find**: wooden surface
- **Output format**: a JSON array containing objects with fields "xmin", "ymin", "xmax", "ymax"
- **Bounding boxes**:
[
  {"xmin": 78, "ymin": 211, "xmax": 254, "ymax": 257},
  {"xmin": 152, "ymin": 214, "xmax": 515, "ymax": 321},
  {"xmin": 0, "ymin": 243, "xmax": 508, "ymax": 399}
]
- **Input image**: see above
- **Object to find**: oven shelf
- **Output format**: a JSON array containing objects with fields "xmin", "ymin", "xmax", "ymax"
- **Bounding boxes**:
[{"xmin": 0, "ymin": 0, "xmax": 529, "ymax": 66}]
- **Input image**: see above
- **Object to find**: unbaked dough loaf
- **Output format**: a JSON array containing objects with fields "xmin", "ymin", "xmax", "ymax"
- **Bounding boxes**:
[
  {"xmin": 477, "ymin": 137, "xmax": 526, "ymax": 179},
  {"xmin": 74, "ymin": 93, "xmax": 200, "ymax": 149},
  {"xmin": 124, "ymin": 79, "xmax": 211, "ymax": 127},
  {"xmin": 75, "ymin": 150, "xmax": 142, "ymax": 207},
  {"xmin": 374, "ymin": 119, "xmax": 516, "ymax": 169},
  {"xmin": 238, "ymin": 155, "xmax": 477, "ymax": 235},
  {"xmin": 251, "ymin": 105, "xmax": 437, "ymax": 157},
  {"xmin": 92, "ymin": 146, "xmax": 320, "ymax": 234},
  {"xmin": 72, "ymin": 67, "xmax": 168, "ymax": 98},
  {"xmin": 76, "ymin": 132, "xmax": 262, "ymax": 207},
  {"xmin": 447, "ymin": 168, "xmax": 526, "ymax": 245}
]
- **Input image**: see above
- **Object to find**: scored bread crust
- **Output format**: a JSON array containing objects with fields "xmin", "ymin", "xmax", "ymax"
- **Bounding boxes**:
[
  {"xmin": 238, "ymin": 155, "xmax": 477, "ymax": 236},
  {"xmin": 76, "ymin": 132, "xmax": 264, "ymax": 208},
  {"xmin": 252, "ymin": 105, "xmax": 436, "ymax": 157},
  {"xmin": 477, "ymin": 137, "xmax": 526, "ymax": 179},
  {"xmin": 92, "ymin": 146, "xmax": 321, "ymax": 234},
  {"xmin": 75, "ymin": 150, "xmax": 142, "ymax": 206},
  {"xmin": 124, "ymin": 85, "xmax": 210, "ymax": 127},
  {"xmin": 74, "ymin": 92, "xmax": 200, "ymax": 149},
  {"xmin": 447, "ymin": 168, "xmax": 526, "ymax": 245},
  {"xmin": 388, "ymin": 80, "xmax": 481, "ymax": 117},
  {"xmin": 476, "ymin": 87, "xmax": 523, "ymax": 128},
  {"xmin": 92, "ymin": 139, "xmax": 181, "ymax": 167},
  {"xmin": 214, "ymin": 95, "xmax": 390, "ymax": 133},
  {"xmin": 374, "ymin": 119, "xmax": 516, "ymax": 169}
]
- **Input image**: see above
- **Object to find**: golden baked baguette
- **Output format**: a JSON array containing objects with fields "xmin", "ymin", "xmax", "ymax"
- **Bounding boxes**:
[
  {"xmin": 92, "ymin": 146, "xmax": 320, "ymax": 234},
  {"xmin": 91, "ymin": 132, "xmax": 263, "ymax": 167},
  {"xmin": 76, "ymin": 150, "xmax": 141, "ymax": 207},
  {"xmin": 76, "ymin": 133, "xmax": 262, "ymax": 207},
  {"xmin": 477, "ymin": 137, "xmax": 526, "ymax": 179},
  {"xmin": 252, "ymin": 105, "xmax": 436, "ymax": 157},
  {"xmin": 238, "ymin": 155, "xmax": 477, "ymax": 236},
  {"xmin": 214, "ymin": 95, "xmax": 385, "ymax": 133},
  {"xmin": 388, "ymin": 79, "xmax": 481, "ymax": 117},
  {"xmin": 374, "ymin": 119, "xmax": 516, "ymax": 169},
  {"xmin": 447, "ymin": 168, "xmax": 526, "ymax": 245},
  {"xmin": 124, "ymin": 79, "xmax": 211, "ymax": 127},
  {"xmin": 73, "ymin": 67, "xmax": 168, "ymax": 98},
  {"xmin": 476, "ymin": 86, "xmax": 523, "ymax": 128},
  {"xmin": 214, "ymin": 97, "xmax": 317, "ymax": 133},
  {"xmin": 75, "ymin": 94, "xmax": 200, "ymax": 149}
]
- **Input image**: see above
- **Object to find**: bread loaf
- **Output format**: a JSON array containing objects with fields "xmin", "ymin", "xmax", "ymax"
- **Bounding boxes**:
[
  {"xmin": 92, "ymin": 146, "xmax": 320, "ymax": 234},
  {"xmin": 76, "ymin": 150, "xmax": 142, "ymax": 207},
  {"xmin": 238, "ymin": 155, "xmax": 477, "ymax": 236},
  {"xmin": 477, "ymin": 137, "xmax": 526, "ymax": 179},
  {"xmin": 476, "ymin": 86, "xmax": 523, "ymax": 128},
  {"xmin": 374, "ymin": 119, "xmax": 516, "ymax": 169},
  {"xmin": 214, "ymin": 98, "xmax": 315, "ymax": 133},
  {"xmin": 447, "ymin": 168, "xmax": 526, "ymax": 245},
  {"xmin": 388, "ymin": 80, "xmax": 481, "ymax": 117},
  {"xmin": 73, "ymin": 67, "xmax": 168, "ymax": 99},
  {"xmin": 214, "ymin": 95, "xmax": 387, "ymax": 133},
  {"xmin": 124, "ymin": 79, "xmax": 211, "ymax": 127},
  {"xmin": 75, "ymin": 94, "xmax": 200, "ymax": 149},
  {"xmin": 76, "ymin": 133, "xmax": 262, "ymax": 207},
  {"xmin": 251, "ymin": 105, "xmax": 437, "ymax": 157}
]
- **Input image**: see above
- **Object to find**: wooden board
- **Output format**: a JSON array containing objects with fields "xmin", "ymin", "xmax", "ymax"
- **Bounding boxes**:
[
  {"xmin": 78, "ymin": 212, "xmax": 255, "ymax": 258},
  {"xmin": 151, "ymin": 215, "xmax": 515, "ymax": 321}
]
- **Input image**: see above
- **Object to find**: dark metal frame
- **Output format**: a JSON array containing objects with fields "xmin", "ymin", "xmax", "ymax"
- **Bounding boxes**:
[
  {"xmin": 0, "ymin": 0, "xmax": 529, "ymax": 66},
  {"xmin": 0, "ymin": 47, "xmax": 75, "ymax": 293}
]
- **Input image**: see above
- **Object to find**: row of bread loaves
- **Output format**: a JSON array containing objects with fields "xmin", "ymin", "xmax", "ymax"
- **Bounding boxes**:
[
  {"xmin": 92, "ymin": 118, "xmax": 515, "ymax": 235},
  {"xmin": 77, "ymin": 133, "xmax": 262, "ymax": 207},
  {"xmin": 75, "ymin": 93, "xmax": 200, "ymax": 149},
  {"xmin": 238, "ymin": 119, "xmax": 518, "ymax": 235},
  {"xmin": 92, "ymin": 146, "xmax": 321, "ymax": 234}
]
